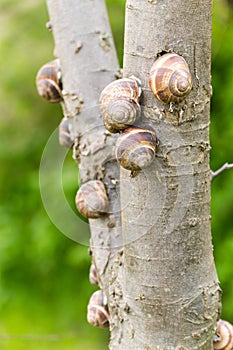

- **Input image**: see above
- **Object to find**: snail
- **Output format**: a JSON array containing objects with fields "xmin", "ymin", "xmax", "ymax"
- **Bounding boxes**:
[
  {"xmin": 149, "ymin": 53, "xmax": 192, "ymax": 104},
  {"xmin": 87, "ymin": 290, "xmax": 109, "ymax": 328},
  {"xmin": 89, "ymin": 263, "xmax": 99, "ymax": 285},
  {"xmin": 115, "ymin": 127, "xmax": 157, "ymax": 171},
  {"xmin": 75, "ymin": 180, "xmax": 109, "ymax": 219},
  {"xmin": 36, "ymin": 59, "xmax": 63, "ymax": 102},
  {"xmin": 103, "ymin": 120, "xmax": 120, "ymax": 134},
  {"xmin": 213, "ymin": 320, "xmax": 233, "ymax": 350},
  {"xmin": 59, "ymin": 118, "xmax": 74, "ymax": 148},
  {"xmin": 99, "ymin": 77, "xmax": 142, "ymax": 133}
]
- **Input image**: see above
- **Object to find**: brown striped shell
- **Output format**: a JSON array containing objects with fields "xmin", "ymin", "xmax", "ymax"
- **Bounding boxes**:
[
  {"xmin": 89, "ymin": 263, "xmax": 99, "ymax": 285},
  {"xmin": 87, "ymin": 290, "xmax": 109, "ymax": 328},
  {"xmin": 99, "ymin": 77, "xmax": 142, "ymax": 133},
  {"xmin": 214, "ymin": 320, "xmax": 233, "ymax": 350},
  {"xmin": 115, "ymin": 127, "xmax": 157, "ymax": 171},
  {"xmin": 36, "ymin": 59, "xmax": 63, "ymax": 102},
  {"xmin": 59, "ymin": 118, "xmax": 74, "ymax": 148},
  {"xmin": 149, "ymin": 53, "xmax": 192, "ymax": 104},
  {"xmin": 75, "ymin": 180, "xmax": 109, "ymax": 219}
]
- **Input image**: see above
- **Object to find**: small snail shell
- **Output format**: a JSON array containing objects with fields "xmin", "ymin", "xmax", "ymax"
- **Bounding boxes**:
[
  {"xmin": 36, "ymin": 59, "xmax": 63, "ymax": 102},
  {"xmin": 149, "ymin": 53, "xmax": 192, "ymax": 104},
  {"xmin": 103, "ymin": 120, "xmax": 120, "ymax": 134},
  {"xmin": 214, "ymin": 320, "xmax": 233, "ymax": 350},
  {"xmin": 115, "ymin": 127, "xmax": 157, "ymax": 171},
  {"xmin": 87, "ymin": 290, "xmax": 109, "ymax": 328},
  {"xmin": 89, "ymin": 263, "xmax": 99, "ymax": 285},
  {"xmin": 99, "ymin": 77, "xmax": 142, "ymax": 133},
  {"xmin": 59, "ymin": 118, "xmax": 74, "ymax": 148},
  {"xmin": 75, "ymin": 180, "xmax": 109, "ymax": 219}
]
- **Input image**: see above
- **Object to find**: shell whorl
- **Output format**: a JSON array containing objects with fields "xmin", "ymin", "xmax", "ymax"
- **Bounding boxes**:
[
  {"xmin": 149, "ymin": 53, "xmax": 192, "ymax": 104},
  {"xmin": 115, "ymin": 127, "xmax": 157, "ymax": 171},
  {"xmin": 214, "ymin": 320, "xmax": 233, "ymax": 350},
  {"xmin": 87, "ymin": 290, "xmax": 109, "ymax": 329},
  {"xmin": 75, "ymin": 180, "xmax": 109, "ymax": 219},
  {"xmin": 36, "ymin": 59, "xmax": 63, "ymax": 103},
  {"xmin": 100, "ymin": 78, "xmax": 141, "ymax": 132},
  {"xmin": 59, "ymin": 118, "xmax": 74, "ymax": 148}
]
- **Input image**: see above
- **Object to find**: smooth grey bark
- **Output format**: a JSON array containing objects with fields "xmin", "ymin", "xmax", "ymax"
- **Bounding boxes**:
[
  {"xmin": 45, "ymin": 1, "xmax": 221, "ymax": 349},
  {"xmin": 45, "ymin": 0, "xmax": 122, "ymax": 310},
  {"xmin": 108, "ymin": 1, "xmax": 221, "ymax": 349}
]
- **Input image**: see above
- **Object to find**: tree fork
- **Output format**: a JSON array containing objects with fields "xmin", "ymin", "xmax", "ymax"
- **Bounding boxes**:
[
  {"xmin": 109, "ymin": 0, "xmax": 221, "ymax": 349},
  {"xmin": 45, "ymin": 0, "xmax": 222, "ymax": 349}
]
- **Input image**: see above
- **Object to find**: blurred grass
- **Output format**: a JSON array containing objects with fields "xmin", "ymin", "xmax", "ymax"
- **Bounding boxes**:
[{"xmin": 0, "ymin": 0, "xmax": 233, "ymax": 349}]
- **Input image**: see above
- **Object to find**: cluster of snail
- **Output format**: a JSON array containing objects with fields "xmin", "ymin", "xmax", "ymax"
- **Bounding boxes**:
[
  {"xmin": 36, "ymin": 59, "xmax": 110, "ymax": 329},
  {"xmin": 37, "ymin": 54, "xmax": 233, "ymax": 338},
  {"xmin": 73, "ymin": 53, "xmax": 193, "ymax": 223},
  {"xmin": 99, "ymin": 52, "xmax": 193, "ymax": 173},
  {"xmin": 87, "ymin": 264, "xmax": 109, "ymax": 328},
  {"xmin": 35, "ymin": 52, "xmax": 193, "ymax": 329},
  {"xmin": 35, "ymin": 59, "xmax": 74, "ymax": 148},
  {"xmin": 35, "ymin": 53, "xmax": 194, "ymax": 220}
]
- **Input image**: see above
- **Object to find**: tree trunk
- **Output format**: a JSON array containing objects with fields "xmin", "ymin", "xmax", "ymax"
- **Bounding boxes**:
[
  {"xmin": 46, "ymin": 0, "xmax": 122, "ymax": 308},
  {"xmin": 109, "ymin": 0, "xmax": 221, "ymax": 349}
]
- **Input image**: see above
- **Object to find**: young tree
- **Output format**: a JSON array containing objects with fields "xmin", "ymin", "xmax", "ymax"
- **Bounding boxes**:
[
  {"xmin": 115, "ymin": 1, "xmax": 221, "ymax": 349},
  {"xmin": 40, "ymin": 0, "xmax": 231, "ymax": 348}
]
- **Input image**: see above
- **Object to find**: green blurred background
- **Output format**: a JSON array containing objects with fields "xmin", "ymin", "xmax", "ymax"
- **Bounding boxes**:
[{"xmin": 0, "ymin": 0, "xmax": 232, "ymax": 349}]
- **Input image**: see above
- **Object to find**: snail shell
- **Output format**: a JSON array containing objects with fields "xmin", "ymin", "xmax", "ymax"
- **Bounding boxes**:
[
  {"xmin": 99, "ymin": 77, "xmax": 142, "ymax": 133},
  {"xmin": 75, "ymin": 180, "xmax": 109, "ymax": 219},
  {"xmin": 149, "ymin": 53, "xmax": 192, "ymax": 104},
  {"xmin": 36, "ymin": 59, "xmax": 63, "ymax": 102},
  {"xmin": 59, "ymin": 118, "xmax": 74, "ymax": 148},
  {"xmin": 87, "ymin": 290, "xmax": 109, "ymax": 329},
  {"xmin": 89, "ymin": 263, "xmax": 99, "ymax": 285},
  {"xmin": 103, "ymin": 120, "xmax": 120, "ymax": 134},
  {"xmin": 214, "ymin": 320, "xmax": 233, "ymax": 350},
  {"xmin": 115, "ymin": 127, "xmax": 157, "ymax": 171}
]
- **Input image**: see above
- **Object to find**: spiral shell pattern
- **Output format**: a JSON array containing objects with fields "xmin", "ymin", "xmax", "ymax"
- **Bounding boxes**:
[
  {"xmin": 99, "ymin": 77, "xmax": 141, "ymax": 132},
  {"xmin": 115, "ymin": 127, "xmax": 157, "ymax": 171},
  {"xmin": 87, "ymin": 290, "xmax": 109, "ymax": 328},
  {"xmin": 149, "ymin": 53, "xmax": 192, "ymax": 104},
  {"xmin": 59, "ymin": 118, "xmax": 74, "ymax": 148},
  {"xmin": 75, "ymin": 180, "xmax": 108, "ymax": 219},
  {"xmin": 214, "ymin": 320, "xmax": 233, "ymax": 350},
  {"xmin": 36, "ymin": 59, "xmax": 63, "ymax": 103}
]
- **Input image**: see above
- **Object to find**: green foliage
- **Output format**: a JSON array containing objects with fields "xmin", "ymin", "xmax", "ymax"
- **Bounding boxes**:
[
  {"xmin": 106, "ymin": 0, "xmax": 125, "ymax": 65},
  {"xmin": 211, "ymin": 0, "xmax": 233, "ymax": 322},
  {"xmin": 0, "ymin": 1, "xmax": 233, "ymax": 349}
]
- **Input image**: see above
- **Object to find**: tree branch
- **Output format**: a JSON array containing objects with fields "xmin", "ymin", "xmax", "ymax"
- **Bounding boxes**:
[
  {"xmin": 46, "ymin": 0, "xmax": 122, "ymax": 328},
  {"xmin": 211, "ymin": 162, "xmax": 233, "ymax": 181}
]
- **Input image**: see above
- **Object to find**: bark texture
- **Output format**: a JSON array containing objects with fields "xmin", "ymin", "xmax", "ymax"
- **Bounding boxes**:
[
  {"xmin": 45, "ymin": 1, "xmax": 222, "ymax": 349},
  {"xmin": 46, "ymin": 0, "xmax": 122, "ymax": 308},
  {"xmin": 109, "ymin": 1, "xmax": 221, "ymax": 349}
]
